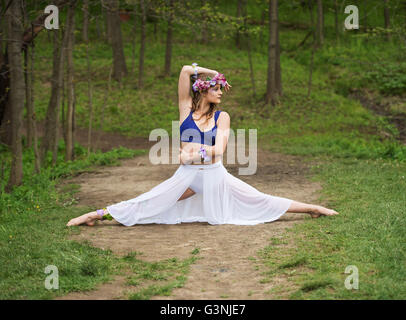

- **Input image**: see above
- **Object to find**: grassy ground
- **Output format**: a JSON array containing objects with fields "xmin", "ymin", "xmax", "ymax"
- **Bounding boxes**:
[
  {"xmin": 0, "ymin": 144, "xmax": 202, "ymax": 299},
  {"xmin": 1, "ymin": 2, "xmax": 405, "ymax": 299},
  {"xmin": 257, "ymin": 155, "xmax": 406, "ymax": 299}
]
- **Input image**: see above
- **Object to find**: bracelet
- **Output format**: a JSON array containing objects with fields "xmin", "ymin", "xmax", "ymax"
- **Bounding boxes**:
[
  {"xmin": 192, "ymin": 62, "xmax": 198, "ymax": 78},
  {"xmin": 198, "ymin": 146, "xmax": 211, "ymax": 163},
  {"xmin": 96, "ymin": 207, "xmax": 113, "ymax": 220}
]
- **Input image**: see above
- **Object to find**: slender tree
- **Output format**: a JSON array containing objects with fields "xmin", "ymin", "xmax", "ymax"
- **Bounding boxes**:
[
  {"xmin": 138, "ymin": 0, "xmax": 147, "ymax": 88},
  {"xmin": 307, "ymin": 0, "xmax": 316, "ymax": 99},
  {"xmin": 83, "ymin": 0, "xmax": 89, "ymax": 42},
  {"xmin": 24, "ymin": 43, "xmax": 33, "ymax": 148},
  {"xmin": 29, "ymin": 41, "xmax": 40, "ymax": 173},
  {"xmin": 316, "ymin": 0, "xmax": 324, "ymax": 47},
  {"xmin": 86, "ymin": 36, "xmax": 94, "ymax": 155},
  {"xmin": 95, "ymin": 65, "xmax": 113, "ymax": 149},
  {"xmin": 265, "ymin": 0, "xmax": 281, "ymax": 106},
  {"xmin": 105, "ymin": 0, "xmax": 128, "ymax": 82},
  {"xmin": 65, "ymin": 1, "xmax": 77, "ymax": 161},
  {"xmin": 132, "ymin": 3, "xmax": 137, "ymax": 74},
  {"xmin": 164, "ymin": 0, "xmax": 174, "ymax": 77},
  {"xmin": 243, "ymin": 0, "xmax": 256, "ymax": 99},
  {"xmin": 363, "ymin": 0, "xmax": 368, "ymax": 32},
  {"xmin": 104, "ymin": 0, "xmax": 113, "ymax": 44},
  {"xmin": 0, "ymin": 0, "xmax": 4, "ymax": 55},
  {"xmin": 384, "ymin": 0, "xmax": 391, "ymax": 41},
  {"xmin": 0, "ymin": 0, "xmax": 71, "ymax": 146},
  {"xmin": 334, "ymin": 0, "xmax": 339, "ymax": 42},
  {"xmin": 5, "ymin": 0, "xmax": 25, "ymax": 192},
  {"xmin": 236, "ymin": 0, "xmax": 243, "ymax": 49},
  {"xmin": 41, "ymin": 16, "xmax": 71, "ymax": 166}
]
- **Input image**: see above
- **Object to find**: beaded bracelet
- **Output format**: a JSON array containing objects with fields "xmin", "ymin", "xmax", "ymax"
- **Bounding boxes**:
[
  {"xmin": 198, "ymin": 146, "xmax": 211, "ymax": 163},
  {"xmin": 96, "ymin": 208, "xmax": 113, "ymax": 221},
  {"xmin": 192, "ymin": 62, "xmax": 198, "ymax": 78}
]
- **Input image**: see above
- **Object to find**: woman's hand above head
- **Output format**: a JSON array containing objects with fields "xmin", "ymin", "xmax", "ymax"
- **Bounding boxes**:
[{"xmin": 224, "ymin": 82, "xmax": 232, "ymax": 92}]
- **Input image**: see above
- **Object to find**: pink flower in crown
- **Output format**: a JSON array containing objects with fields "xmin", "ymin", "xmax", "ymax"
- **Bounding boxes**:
[
  {"xmin": 192, "ymin": 72, "xmax": 228, "ymax": 92},
  {"xmin": 193, "ymin": 78, "xmax": 210, "ymax": 92},
  {"xmin": 212, "ymin": 73, "xmax": 227, "ymax": 87}
]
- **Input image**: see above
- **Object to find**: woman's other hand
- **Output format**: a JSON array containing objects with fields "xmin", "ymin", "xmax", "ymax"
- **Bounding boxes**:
[
  {"xmin": 224, "ymin": 82, "xmax": 232, "ymax": 92},
  {"xmin": 179, "ymin": 147, "xmax": 194, "ymax": 165}
]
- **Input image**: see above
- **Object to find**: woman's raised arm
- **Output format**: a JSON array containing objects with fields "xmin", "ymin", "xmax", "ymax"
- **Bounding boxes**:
[{"xmin": 178, "ymin": 65, "xmax": 218, "ymax": 112}]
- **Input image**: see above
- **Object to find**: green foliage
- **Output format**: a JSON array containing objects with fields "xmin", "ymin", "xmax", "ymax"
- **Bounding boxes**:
[{"xmin": 365, "ymin": 62, "xmax": 406, "ymax": 95}]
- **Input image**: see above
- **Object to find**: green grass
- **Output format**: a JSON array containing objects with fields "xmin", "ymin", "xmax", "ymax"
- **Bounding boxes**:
[
  {"xmin": 0, "ymin": 145, "xmax": 147, "ymax": 299},
  {"xmin": 258, "ymin": 156, "xmax": 406, "ymax": 299}
]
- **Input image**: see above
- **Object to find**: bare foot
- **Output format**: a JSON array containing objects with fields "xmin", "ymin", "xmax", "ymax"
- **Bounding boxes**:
[
  {"xmin": 66, "ymin": 211, "xmax": 100, "ymax": 227},
  {"xmin": 310, "ymin": 205, "xmax": 339, "ymax": 218}
]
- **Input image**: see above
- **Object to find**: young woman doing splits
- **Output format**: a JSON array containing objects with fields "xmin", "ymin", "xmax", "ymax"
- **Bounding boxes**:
[{"xmin": 67, "ymin": 63, "xmax": 338, "ymax": 227}]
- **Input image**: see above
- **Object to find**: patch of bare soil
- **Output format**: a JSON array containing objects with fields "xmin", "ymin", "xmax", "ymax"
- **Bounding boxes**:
[
  {"xmin": 56, "ymin": 143, "xmax": 326, "ymax": 300},
  {"xmin": 349, "ymin": 89, "xmax": 406, "ymax": 145}
]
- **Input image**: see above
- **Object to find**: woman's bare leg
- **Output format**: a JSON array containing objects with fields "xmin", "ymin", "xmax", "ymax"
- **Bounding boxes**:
[
  {"xmin": 66, "ymin": 211, "xmax": 103, "ymax": 226},
  {"xmin": 178, "ymin": 187, "xmax": 196, "ymax": 201},
  {"xmin": 67, "ymin": 188, "xmax": 197, "ymax": 227},
  {"xmin": 287, "ymin": 200, "xmax": 339, "ymax": 218}
]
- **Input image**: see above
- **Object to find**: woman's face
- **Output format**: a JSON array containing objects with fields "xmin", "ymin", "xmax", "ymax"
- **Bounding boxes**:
[{"xmin": 205, "ymin": 84, "xmax": 222, "ymax": 104}]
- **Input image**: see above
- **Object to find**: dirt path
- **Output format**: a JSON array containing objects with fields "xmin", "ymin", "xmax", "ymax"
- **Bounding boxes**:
[{"xmin": 57, "ymin": 146, "xmax": 325, "ymax": 300}]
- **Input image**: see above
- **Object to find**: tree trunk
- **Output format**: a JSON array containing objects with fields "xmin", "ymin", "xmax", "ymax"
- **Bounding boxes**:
[
  {"xmin": 316, "ymin": 0, "xmax": 324, "ymax": 47},
  {"xmin": 95, "ymin": 65, "xmax": 113, "ymax": 149},
  {"xmin": 245, "ymin": 11, "xmax": 256, "ymax": 99},
  {"xmin": 105, "ymin": 0, "xmax": 128, "ymax": 82},
  {"xmin": 86, "ymin": 42, "xmax": 93, "ymax": 155},
  {"xmin": 0, "ymin": 0, "xmax": 5, "ymax": 61},
  {"xmin": 0, "ymin": 51, "xmax": 11, "ymax": 145},
  {"xmin": 275, "ymin": 5, "xmax": 282, "ymax": 97},
  {"xmin": 236, "ymin": 0, "xmax": 243, "ymax": 49},
  {"xmin": 24, "ymin": 46, "xmax": 33, "ymax": 148},
  {"xmin": 0, "ymin": 0, "xmax": 71, "ymax": 146},
  {"xmin": 266, "ymin": 0, "xmax": 279, "ymax": 106},
  {"xmin": 65, "ymin": 1, "xmax": 76, "ymax": 161},
  {"xmin": 334, "ymin": 0, "xmax": 339, "ymax": 42},
  {"xmin": 138, "ymin": 0, "xmax": 146, "ymax": 88},
  {"xmin": 132, "ymin": 4, "xmax": 137, "ymax": 74},
  {"xmin": 363, "ymin": 0, "xmax": 368, "ymax": 32},
  {"xmin": 104, "ymin": 0, "xmax": 113, "ymax": 44},
  {"xmin": 41, "ymin": 23, "xmax": 70, "ymax": 166},
  {"xmin": 61, "ymin": 60, "xmax": 66, "ymax": 143},
  {"xmin": 83, "ymin": 0, "xmax": 89, "ymax": 42},
  {"xmin": 307, "ymin": 0, "xmax": 316, "ymax": 99},
  {"xmin": 5, "ymin": 0, "xmax": 25, "ymax": 192},
  {"xmin": 22, "ymin": 0, "xmax": 29, "ymax": 147},
  {"xmin": 52, "ymin": 29, "xmax": 62, "ymax": 166},
  {"xmin": 384, "ymin": 0, "xmax": 391, "ymax": 41},
  {"xmin": 29, "ymin": 42, "xmax": 40, "ymax": 173},
  {"xmin": 164, "ymin": 0, "xmax": 174, "ymax": 77}
]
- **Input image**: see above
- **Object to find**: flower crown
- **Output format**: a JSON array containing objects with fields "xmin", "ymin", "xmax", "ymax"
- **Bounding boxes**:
[{"xmin": 192, "ymin": 73, "xmax": 228, "ymax": 92}]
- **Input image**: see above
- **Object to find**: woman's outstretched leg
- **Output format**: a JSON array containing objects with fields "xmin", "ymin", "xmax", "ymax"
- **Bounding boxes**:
[
  {"xmin": 66, "ymin": 210, "xmax": 103, "ymax": 226},
  {"xmin": 66, "ymin": 188, "xmax": 197, "ymax": 227},
  {"xmin": 287, "ymin": 200, "xmax": 339, "ymax": 218}
]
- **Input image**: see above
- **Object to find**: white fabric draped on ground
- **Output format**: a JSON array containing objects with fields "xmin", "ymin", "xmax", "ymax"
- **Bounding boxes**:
[{"xmin": 106, "ymin": 160, "xmax": 293, "ymax": 226}]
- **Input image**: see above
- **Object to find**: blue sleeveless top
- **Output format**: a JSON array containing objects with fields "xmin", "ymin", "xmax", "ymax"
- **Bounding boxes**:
[{"xmin": 180, "ymin": 110, "xmax": 222, "ymax": 146}]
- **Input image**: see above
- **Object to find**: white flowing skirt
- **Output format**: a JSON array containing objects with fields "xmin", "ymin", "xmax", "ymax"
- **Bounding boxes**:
[{"xmin": 106, "ymin": 160, "xmax": 293, "ymax": 226}]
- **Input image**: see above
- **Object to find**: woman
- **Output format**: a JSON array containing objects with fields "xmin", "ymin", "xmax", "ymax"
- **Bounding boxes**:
[{"xmin": 67, "ymin": 63, "xmax": 338, "ymax": 227}]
